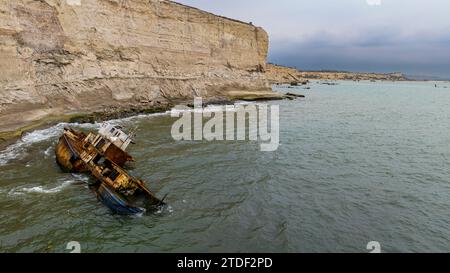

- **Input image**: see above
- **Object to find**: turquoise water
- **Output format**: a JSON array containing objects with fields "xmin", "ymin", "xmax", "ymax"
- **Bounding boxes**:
[{"xmin": 1, "ymin": 80, "xmax": 450, "ymax": 252}]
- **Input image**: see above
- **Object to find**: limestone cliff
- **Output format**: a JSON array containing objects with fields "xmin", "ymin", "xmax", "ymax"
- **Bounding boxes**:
[{"xmin": 0, "ymin": 0, "xmax": 270, "ymax": 132}]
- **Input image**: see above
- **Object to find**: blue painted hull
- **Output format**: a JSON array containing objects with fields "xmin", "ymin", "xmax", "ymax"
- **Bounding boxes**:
[{"xmin": 95, "ymin": 183, "xmax": 145, "ymax": 215}]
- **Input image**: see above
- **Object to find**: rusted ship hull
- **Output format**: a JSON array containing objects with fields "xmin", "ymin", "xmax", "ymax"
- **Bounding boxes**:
[
  {"xmin": 55, "ymin": 127, "xmax": 165, "ymax": 215},
  {"xmin": 55, "ymin": 130, "xmax": 88, "ymax": 172},
  {"xmin": 94, "ymin": 183, "xmax": 145, "ymax": 215},
  {"xmin": 55, "ymin": 128, "xmax": 133, "ymax": 173}
]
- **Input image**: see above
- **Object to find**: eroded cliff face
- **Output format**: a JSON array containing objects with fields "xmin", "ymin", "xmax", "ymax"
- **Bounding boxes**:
[{"xmin": 0, "ymin": 0, "xmax": 269, "ymax": 132}]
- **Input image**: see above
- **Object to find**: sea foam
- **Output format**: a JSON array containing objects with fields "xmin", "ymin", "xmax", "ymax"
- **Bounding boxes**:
[
  {"xmin": 0, "ymin": 102, "xmax": 249, "ymax": 166},
  {"xmin": 0, "ymin": 122, "xmax": 99, "ymax": 166},
  {"xmin": 6, "ymin": 173, "xmax": 91, "ymax": 197},
  {"xmin": 19, "ymin": 180, "xmax": 75, "ymax": 194}
]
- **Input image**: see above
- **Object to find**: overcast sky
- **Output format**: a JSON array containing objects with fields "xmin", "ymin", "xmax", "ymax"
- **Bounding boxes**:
[{"xmin": 175, "ymin": 0, "xmax": 450, "ymax": 78}]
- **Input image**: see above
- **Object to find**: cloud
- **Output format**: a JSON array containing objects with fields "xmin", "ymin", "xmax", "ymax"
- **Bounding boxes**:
[
  {"xmin": 269, "ymin": 32, "xmax": 450, "ymax": 77},
  {"xmin": 176, "ymin": 0, "xmax": 450, "ymax": 77}
]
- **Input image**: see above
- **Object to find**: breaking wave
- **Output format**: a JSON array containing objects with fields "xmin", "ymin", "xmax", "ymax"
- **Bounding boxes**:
[
  {"xmin": 19, "ymin": 180, "xmax": 74, "ymax": 194},
  {"xmin": 107, "ymin": 112, "xmax": 170, "ymax": 125},
  {"xmin": 156, "ymin": 205, "xmax": 174, "ymax": 215},
  {"xmin": 169, "ymin": 101, "xmax": 253, "ymax": 116},
  {"xmin": 8, "ymin": 179, "xmax": 75, "ymax": 196},
  {"xmin": 0, "ymin": 101, "xmax": 252, "ymax": 166},
  {"xmin": 70, "ymin": 173, "xmax": 90, "ymax": 184},
  {"xmin": 6, "ymin": 174, "xmax": 90, "ymax": 197},
  {"xmin": 0, "ymin": 122, "xmax": 99, "ymax": 166}
]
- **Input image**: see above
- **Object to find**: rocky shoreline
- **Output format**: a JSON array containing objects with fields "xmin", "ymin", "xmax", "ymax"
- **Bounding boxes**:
[
  {"xmin": 1, "ymin": 0, "xmax": 409, "ymax": 151},
  {"xmin": 0, "ymin": 104, "xmax": 173, "ymax": 151},
  {"xmin": 0, "ymin": 0, "xmax": 271, "ymax": 143},
  {"xmin": 0, "ymin": 90, "xmax": 300, "ymax": 150}
]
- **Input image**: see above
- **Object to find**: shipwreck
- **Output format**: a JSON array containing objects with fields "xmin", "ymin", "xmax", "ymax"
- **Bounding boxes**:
[{"xmin": 55, "ymin": 123, "xmax": 166, "ymax": 215}]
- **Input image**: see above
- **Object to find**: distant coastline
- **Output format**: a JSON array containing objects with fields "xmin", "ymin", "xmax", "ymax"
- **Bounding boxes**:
[
  {"xmin": 403, "ymin": 74, "xmax": 450, "ymax": 81},
  {"xmin": 266, "ymin": 63, "xmax": 450, "ymax": 83},
  {"xmin": 266, "ymin": 63, "xmax": 408, "ymax": 84}
]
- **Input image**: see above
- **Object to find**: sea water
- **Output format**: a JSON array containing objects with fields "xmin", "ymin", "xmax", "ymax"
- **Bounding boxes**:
[{"xmin": 1, "ymin": 80, "xmax": 450, "ymax": 253}]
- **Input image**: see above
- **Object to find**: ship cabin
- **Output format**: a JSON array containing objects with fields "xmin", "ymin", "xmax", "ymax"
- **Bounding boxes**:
[
  {"xmin": 98, "ymin": 124, "xmax": 133, "ymax": 152},
  {"xmin": 81, "ymin": 124, "xmax": 134, "ymax": 167}
]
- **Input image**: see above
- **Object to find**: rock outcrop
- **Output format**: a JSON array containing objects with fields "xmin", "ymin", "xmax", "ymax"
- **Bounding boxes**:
[
  {"xmin": 265, "ymin": 64, "xmax": 303, "ymax": 84},
  {"xmin": 0, "ymin": 0, "xmax": 270, "ymax": 133},
  {"xmin": 266, "ymin": 64, "xmax": 407, "ymax": 84}
]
